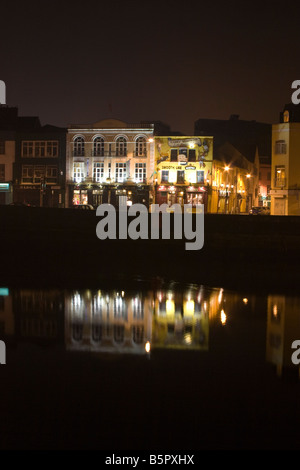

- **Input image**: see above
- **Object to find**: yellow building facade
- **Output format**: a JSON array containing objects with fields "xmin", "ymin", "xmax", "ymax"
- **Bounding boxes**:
[
  {"xmin": 153, "ymin": 136, "xmax": 213, "ymax": 212},
  {"xmin": 271, "ymin": 113, "xmax": 300, "ymax": 215}
]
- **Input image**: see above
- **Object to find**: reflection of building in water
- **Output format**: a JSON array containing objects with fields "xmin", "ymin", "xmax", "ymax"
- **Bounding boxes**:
[
  {"xmin": 13, "ymin": 289, "xmax": 65, "ymax": 344},
  {"xmin": 266, "ymin": 295, "xmax": 300, "ymax": 379},
  {"xmin": 65, "ymin": 290, "xmax": 153, "ymax": 355},
  {"xmin": 0, "ymin": 288, "xmax": 14, "ymax": 339},
  {"xmin": 152, "ymin": 288, "xmax": 209, "ymax": 350}
]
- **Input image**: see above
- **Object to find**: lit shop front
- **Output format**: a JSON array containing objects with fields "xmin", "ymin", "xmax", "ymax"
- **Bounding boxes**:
[
  {"xmin": 154, "ymin": 136, "xmax": 213, "ymax": 211},
  {"xmin": 70, "ymin": 183, "xmax": 150, "ymax": 208},
  {"xmin": 155, "ymin": 183, "xmax": 208, "ymax": 210},
  {"xmin": 0, "ymin": 182, "xmax": 13, "ymax": 205}
]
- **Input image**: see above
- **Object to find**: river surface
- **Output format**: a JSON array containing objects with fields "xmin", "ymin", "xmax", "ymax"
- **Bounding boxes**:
[{"xmin": 0, "ymin": 281, "xmax": 299, "ymax": 450}]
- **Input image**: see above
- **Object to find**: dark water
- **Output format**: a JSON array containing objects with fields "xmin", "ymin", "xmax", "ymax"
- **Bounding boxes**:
[{"xmin": 0, "ymin": 282, "xmax": 300, "ymax": 450}]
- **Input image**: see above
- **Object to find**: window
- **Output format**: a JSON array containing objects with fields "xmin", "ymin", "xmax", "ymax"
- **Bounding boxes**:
[
  {"xmin": 177, "ymin": 170, "xmax": 185, "ymax": 184},
  {"xmin": 275, "ymin": 165, "xmax": 286, "ymax": 187},
  {"xmin": 170, "ymin": 149, "xmax": 178, "ymax": 162},
  {"xmin": 135, "ymin": 136, "xmax": 146, "ymax": 156},
  {"xmin": 22, "ymin": 165, "xmax": 33, "ymax": 183},
  {"xmin": 0, "ymin": 164, "xmax": 5, "ymax": 181},
  {"xmin": 34, "ymin": 165, "xmax": 45, "ymax": 182},
  {"xmin": 179, "ymin": 148, "xmax": 187, "ymax": 157},
  {"xmin": 93, "ymin": 137, "xmax": 104, "ymax": 156},
  {"xmin": 0, "ymin": 139, "xmax": 5, "ymax": 154},
  {"xmin": 115, "ymin": 162, "xmax": 127, "ymax": 182},
  {"xmin": 22, "ymin": 141, "xmax": 58, "ymax": 157},
  {"xmin": 135, "ymin": 163, "xmax": 146, "ymax": 182},
  {"xmin": 73, "ymin": 136, "xmax": 85, "ymax": 157},
  {"xmin": 46, "ymin": 166, "xmax": 57, "ymax": 183},
  {"xmin": 161, "ymin": 170, "xmax": 169, "ymax": 182},
  {"xmin": 189, "ymin": 149, "xmax": 196, "ymax": 162},
  {"xmin": 197, "ymin": 170, "xmax": 204, "ymax": 183},
  {"xmin": 93, "ymin": 162, "xmax": 104, "ymax": 182},
  {"xmin": 275, "ymin": 140, "xmax": 287, "ymax": 154},
  {"xmin": 22, "ymin": 141, "xmax": 34, "ymax": 157},
  {"xmin": 116, "ymin": 136, "xmax": 127, "ymax": 156},
  {"xmin": 46, "ymin": 141, "xmax": 58, "ymax": 157},
  {"xmin": 283, "ymin": 110, "xmax": 289, "ymax": 123},
  {"xmin": 73, "ymin": 162, "xmax": 85, "ymax": 183}
]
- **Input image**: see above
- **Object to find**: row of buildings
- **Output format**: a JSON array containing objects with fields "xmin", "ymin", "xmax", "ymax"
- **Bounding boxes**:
[{"xmin": 0, "ymin": 102, "xmax": 299, "ymax": 214}]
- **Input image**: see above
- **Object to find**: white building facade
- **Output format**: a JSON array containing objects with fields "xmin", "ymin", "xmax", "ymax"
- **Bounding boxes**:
[{"xmin": 66, "ymin": 119, "xmax": 155, "ymax": 208}]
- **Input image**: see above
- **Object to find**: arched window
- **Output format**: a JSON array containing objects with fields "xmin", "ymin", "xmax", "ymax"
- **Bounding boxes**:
[
  {"xmin": 93, "ymin": 136, "xmax": 104, "ymax": 156},
  {"xmin": 73, "ymin": 136, "xmax": 85, "ymax": 157},
  {"xmin": 135, "ymin": 136, "xmax": 146, "ymax": 156},
  {"xmin": 116, "ymin": 136, "xmax": 127, "ymax": 156}
]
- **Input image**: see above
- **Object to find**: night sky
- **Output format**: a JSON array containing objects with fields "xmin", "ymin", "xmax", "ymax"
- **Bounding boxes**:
[{"xmin": 1, "ymin": 0, "xmax": 300, "ymax": 134}]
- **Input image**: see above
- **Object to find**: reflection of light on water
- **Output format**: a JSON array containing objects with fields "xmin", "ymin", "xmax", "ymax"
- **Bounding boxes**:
[
  {"xmin": 243, "ymin": 298, "xmax": 248, "ymax": 305},
  {"xmin": 184, "ymin": 333, "xmax": 192, "ymax": 345},
  {"xmin": 218, "ymin": 288, "xmax": 223, "ymax": 304},
  {"xmin": 145, "ymin": 341, "xmax": 151, "ymax": 353},
  {"xmin": 220, "ymin": 309, "xmax": 226, "ymax": 325}
]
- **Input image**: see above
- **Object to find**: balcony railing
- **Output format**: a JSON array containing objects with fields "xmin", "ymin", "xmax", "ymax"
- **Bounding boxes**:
[
  {"xmin": 91, "ymin": 151, "xmax": 147, "ymax": 158},
  {"xmin": 274, "ymin": 177, "xmax": 286, "ymax": 188}
]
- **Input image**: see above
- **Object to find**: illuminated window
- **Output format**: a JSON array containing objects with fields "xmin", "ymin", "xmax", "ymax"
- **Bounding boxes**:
[
  {"xmin": 93, "ymin": 162, "xmax": 104, "ymax": 182},
  {"xmin": 161, "ymin": 170, "xmax": 169, "ymax": 182},
  {"xmin": 283, "ymin": 110, "xmax": 289, "ymax": 123},
  {"xmin": 135, "ymin": 163, "xmax": 146, "ymax": 182},
  {"xmin": 275, "ymin": 165, "xmax": 286, "ymax": 187},
  {"xmin": 275, "ymin": 140, "xmax": 286, "ymax": 154},
  {"xmin": 0, "ymin": 139, "xmax": 5, "ymax": 154},
  {"xmin": 116, "ymin": 136, "xmax": 127, "ymax": 156},
  {"xmin": 177, "ymin": 170, "xmax": 185, "ymax": 183},
  {"xmin": 93, "ymin": 136, "xmax": 104, "ymax": 156},
  {"xmin": 197, "ymin": 170, "xmax": 204, "ymax": 183},
  {"xmin": 73, "ymin": 136, "xmax": 85, "ymax": 157},
  {"xmin": 73, "ymin": 162, "xmax": 85, "ymax": 182},
  {"xmin": 135, "ymin": 136, "xmax": 146, "ymax": 156},
  {"xmin": 115, "ymin": 162, "xmax": 127, "ymax": 182},
  {"xmin": 0, "ymin": 164, "xmax": 4, "ymax": 181}
]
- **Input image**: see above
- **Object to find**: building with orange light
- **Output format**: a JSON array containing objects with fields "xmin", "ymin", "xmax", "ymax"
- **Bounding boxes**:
[{"xmin": 270, "ymin": 103, "xmax": 300, "ymax": 215}]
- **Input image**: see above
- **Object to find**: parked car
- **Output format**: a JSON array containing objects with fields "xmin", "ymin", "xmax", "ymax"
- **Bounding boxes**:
[
  {"xmin": 249, "ymin": 206, "xmax": 270, "ymax": 215},
  {"xmin": 73, "ymin": 204, "xmax": 95, "ymax": 210}
]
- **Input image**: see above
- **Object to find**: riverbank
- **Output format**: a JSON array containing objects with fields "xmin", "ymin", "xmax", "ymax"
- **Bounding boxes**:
[{"xmin": 0, "ymin": 205, "xmax": 300, "ymax": 293}]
